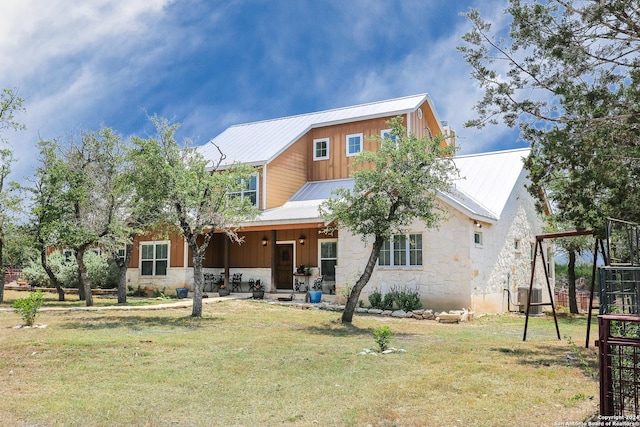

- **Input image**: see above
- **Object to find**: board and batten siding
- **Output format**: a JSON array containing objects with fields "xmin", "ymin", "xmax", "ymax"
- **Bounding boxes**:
[
  {"xmin": 265, "ymin": 134, "xmax": 309, "ymax": 209},
  {"xmin": 307, "ymin": 116, "xmax": 399, "ymax": 182}
]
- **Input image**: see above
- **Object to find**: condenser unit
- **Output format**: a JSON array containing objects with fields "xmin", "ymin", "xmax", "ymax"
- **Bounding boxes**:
[{"xmin": 518, "ymin": 287, "xmax": 542, "ymax": 315}]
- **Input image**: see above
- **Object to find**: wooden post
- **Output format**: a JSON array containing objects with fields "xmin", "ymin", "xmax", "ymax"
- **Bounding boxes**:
[{"xmin": 270, "ymin": 229, "xmax": 277, "ymax": 293}]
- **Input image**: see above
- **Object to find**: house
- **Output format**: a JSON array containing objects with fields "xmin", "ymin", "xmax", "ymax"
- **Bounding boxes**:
[{"xmin": 126, "ymin": 93, "xmax": 551, "ymax": 314}]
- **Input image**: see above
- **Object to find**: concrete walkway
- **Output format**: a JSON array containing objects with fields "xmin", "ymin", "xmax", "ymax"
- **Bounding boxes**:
[
  {"xmin": 0, "ymin": 293, "xmax": 251, "ymax": 313},
  {"xmin": 1, "ymin": 291, "xmax": 332, "ymax": 313}
]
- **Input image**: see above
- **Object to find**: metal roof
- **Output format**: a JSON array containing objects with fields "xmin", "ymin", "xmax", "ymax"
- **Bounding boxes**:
[
  {"xmin": 246, "ymin": 148, "xmax": 531, "ymax": 227},
  {"xmin": 197, "ymin": 93, "xmax": 430, "ymax": 168},
  {"xmin": 451, "ymin": 147, "xmax": 531, "ymax": 220},
  {"xmin": 289, "ymin": 178, "xmax": 355, "ymax": 202}
]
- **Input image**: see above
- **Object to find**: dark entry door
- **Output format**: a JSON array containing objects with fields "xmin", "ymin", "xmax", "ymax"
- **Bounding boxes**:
[{"xmin": 276, "ymin": 244, "xmax": 293, "ymax": 289}]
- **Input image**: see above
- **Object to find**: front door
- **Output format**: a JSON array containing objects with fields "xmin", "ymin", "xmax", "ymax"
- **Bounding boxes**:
[{"xmin": 276, "ymin": 244, "xmax": 293, "ymax": 290}]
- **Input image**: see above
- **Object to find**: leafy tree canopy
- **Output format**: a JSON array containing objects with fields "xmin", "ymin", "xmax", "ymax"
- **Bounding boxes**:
[
  {"xmin": 459, "ymin": 0, "xmax": 640, "ymax": 232},
  {"xmin": 320, "ymin": 117, "xmax": 458, "ymax": 323},
  {"xmin": 129, "ymin": 117, "xmax": 259, "ymax": 317}
]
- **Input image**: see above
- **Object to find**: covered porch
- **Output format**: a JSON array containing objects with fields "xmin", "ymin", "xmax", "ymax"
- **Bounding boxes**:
[{"xmin": 196, "ymin": 225, "xmax": 338, "ymax": 295}]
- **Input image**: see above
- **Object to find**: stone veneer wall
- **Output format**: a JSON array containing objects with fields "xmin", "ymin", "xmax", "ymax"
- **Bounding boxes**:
[
  {"xmin": 127, "ymin": 267, "xmax": 272, "ymax": 291},
  {"xmin": 335, "ymin": 173, "xmax": 549, "ymax": 315}
]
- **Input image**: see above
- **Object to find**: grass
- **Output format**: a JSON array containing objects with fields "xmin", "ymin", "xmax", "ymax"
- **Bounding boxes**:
[
  {"xmin": 1, "ymin": 289, "xmax": 177, "ymax": 309},
  {"xmin": 0, "ymin": 292, "xmax": 600, "ymax": 426}
]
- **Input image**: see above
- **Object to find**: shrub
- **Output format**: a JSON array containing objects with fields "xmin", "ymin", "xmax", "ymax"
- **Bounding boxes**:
[
  {"xmin": 381, "ymin": 291, "xmax": 396, "ymax": 310},
  {"xmin": 21, "ymin": 250, "xmax": 118, "ymax": 289},
  {"xmin": 368, "ymin": 287, "xmax": 383, "ymax": 309},
  {"xmin": 14, "ymin": 291, "xmax": 45, "ymax": 326},
  {"xmin": 22, "ymin": 260, "xmax": 50, "ymax": 287},
  {"xmin": 368, "ymin": 285, "xmax": 423, "ymax": 311},
  {"xmin": 373, "ymin": 326, "xmax": 392, "ymax": 352},
  {"xmin": 394, "ymin": 286, "xmax": 422, "ymax": 311}
]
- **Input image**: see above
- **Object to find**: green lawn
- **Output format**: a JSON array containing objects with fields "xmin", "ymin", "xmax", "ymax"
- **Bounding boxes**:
[{"xmin": 0, "ymin": 294, "xmax": 599, "ymax": 426}]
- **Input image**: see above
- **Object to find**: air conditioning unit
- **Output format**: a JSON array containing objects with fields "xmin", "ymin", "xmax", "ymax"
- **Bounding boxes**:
[{"xmin": 518, "ymin": 287, "xmax": 542, "ymax": 315}]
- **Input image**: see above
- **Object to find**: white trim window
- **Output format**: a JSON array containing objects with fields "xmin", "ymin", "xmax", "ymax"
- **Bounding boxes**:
[
  {"xmin": 381, "ymin": 129, "xmax": 398, "ymax": 144},
  {"xmin": 319, "ymin": 239, "xmax": 337, "ymax": 280},
  {"xmin": 228, "ymin": 175, "xmax": 258, "ymax": 207},
  {"xmin": 474, "ymin": 231, "xmax": 483, "ymax": 246},
  {"xmin": 379, "ymin": 233, "xmax": 422, "ymax": 267},
  {"xmin": 346, "ymin": 133, "xmax": 363, "ymax": 157},
  {"xmin": 140, "ymin": 241, "xmax": 169, "ymax": 276},
  {"xmin": 313, "ymin": 137, "xmax": 330, "ymax": 160}
]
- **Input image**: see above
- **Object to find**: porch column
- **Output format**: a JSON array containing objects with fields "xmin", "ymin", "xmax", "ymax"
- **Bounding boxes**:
[
  {"xmin": 224, "ymin": 236, "xmax": 230, "ymax": 287},
  {"xmin": 270, "ymin": 229, "xmax": 277, "ymax": 293}
]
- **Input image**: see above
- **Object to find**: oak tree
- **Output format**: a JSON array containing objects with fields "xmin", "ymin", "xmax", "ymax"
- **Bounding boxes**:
[
  {"xmin": 0, "ymin": 88, "xmax": 25, "ymax": 303},
  {"xmin": 129, "ymin": 117, "xmax": 258, "ymax": 317},
  {"xmin": 459, "ymin": 1, "xmax": 640, "ymax": 231},
  {"xmin": 320, "ymin": 117, "xmax": 458, "ymax": 324}
]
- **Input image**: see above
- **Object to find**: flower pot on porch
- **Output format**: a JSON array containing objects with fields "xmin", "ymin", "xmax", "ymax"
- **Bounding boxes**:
[
  {"xmin": 218, "ymin": 288, "xmax": 231, "ymax": 296},
  {"xmin": 252, "ymin": 290, "xmax": 264, "ymax": 299},
  {"xmin": 308, "ymin": 290, "xmax": 322, "ymax": 303}
]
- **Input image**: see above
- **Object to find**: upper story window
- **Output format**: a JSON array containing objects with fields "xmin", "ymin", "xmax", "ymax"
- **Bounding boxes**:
[
  {"xmin": 379, "ymin": 233, "xmax": 423, "ymax": 267},
  {"xmin": 381, "ymin": 129, "xmax": 398, "ymax": 144},
  {"xmin": 228, "ymin": 175, "xmax": 258, "ymax": 207},
  {"xmin": 313, "ymin": 137, "xmax": 330, "ymax": 160},
  {"xmin": 140, "ymin": 241, "xmax": 169, "ymax": 276},
  {"xmin": 346, "ymin": 133, "xmax": 363, "ymax": 157}
]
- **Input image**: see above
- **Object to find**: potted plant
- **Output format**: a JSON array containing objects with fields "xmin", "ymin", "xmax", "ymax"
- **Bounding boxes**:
[
  {"xmin": 218, "ymin": 283, "xmax": 231, "ymax": 297},
  {"xmin": 307, "ymin": 277, "xmax": 323, "ymax": 303},
  {"xmin": 296, "ymin": 264, "xmax": 307, "ymax": 274},
  {"xmin": 252, "ymin": 280, "xmax": 264, "ymax": 299}
]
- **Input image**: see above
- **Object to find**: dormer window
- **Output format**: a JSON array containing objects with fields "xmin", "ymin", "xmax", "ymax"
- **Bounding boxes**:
[
  {"xmin": 228, "ymin": 175, "xmax": 258, "ymax": 207},
  {"xmin": 313, "ymin": 137, "xmax": 330, "ymax": 160},
  {"xmin": 346, "ymin": 133, "xmax": 363, "ymax": 157}
]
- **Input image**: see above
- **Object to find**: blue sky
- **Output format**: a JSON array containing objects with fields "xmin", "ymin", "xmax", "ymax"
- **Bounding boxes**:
[{"xmin": 0, "ymin": 0, "xmax": 523, "ymax": 183}]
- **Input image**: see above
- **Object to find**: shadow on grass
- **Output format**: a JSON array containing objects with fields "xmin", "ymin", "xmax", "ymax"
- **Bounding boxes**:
[
  {"xmin": 491, "ymin": 343, "xmax": 598, "ymax": 375},
  {"xmin": 302, "ymin": 320, "xmax": 417, "ymax": 341},
  {"xmin": 60, "ymin": 314, "xmax": 224, "ymax": 331}
]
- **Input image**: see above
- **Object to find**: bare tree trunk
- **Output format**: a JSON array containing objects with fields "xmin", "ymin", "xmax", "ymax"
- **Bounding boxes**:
[
  {"xmin": 342, "ymin": 235, "xmax": 384, "ymax": 323},
  {"xmin": 76, "ymin": 247, "xmax": 93, "ymax": 307},
  {"xmin": 116, "ymin": 243, "xmax": 133, "ymax": 304},
  {"xmin": 40, "ymin": 247, "xmax": 65, "ymax": 301},
  {"xmin": 191, "ymin": 248, "xmax": 205, "ymax": 317},
  {"xmin": 568, "ymin": 250, "xmax": 579, "ymax": 314}
]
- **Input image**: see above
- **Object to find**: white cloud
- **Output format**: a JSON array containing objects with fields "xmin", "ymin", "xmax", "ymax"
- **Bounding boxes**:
[{"xmin": 0, "ymin": 0, "xmax": 175, "ymax": 180}]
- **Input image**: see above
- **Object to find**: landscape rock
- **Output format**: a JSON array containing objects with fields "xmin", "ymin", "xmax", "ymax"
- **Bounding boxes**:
[
  {"xmin": 391, "ymin": 310, "xmax": 407, "ymax": 318},
  {"xmin": 382, "ymin": 310, "xmax": 393, "ymax": 316},
  {"xmin": 437, "ymin": 313, "xmax": 461, "ymax": 323}
]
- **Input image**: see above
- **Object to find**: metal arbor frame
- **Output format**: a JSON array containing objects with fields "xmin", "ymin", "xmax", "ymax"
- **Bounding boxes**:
[{"xmin": 522, "ymin": 229, "xmax": 602, "ymax": 343}]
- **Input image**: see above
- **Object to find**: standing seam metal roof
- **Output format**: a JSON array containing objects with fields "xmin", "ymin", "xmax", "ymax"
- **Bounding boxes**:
[
  {"xmin": 197, "ymin": 93, "xmax": 430, "ymax": 167},
  {"xmin": 244, "ymin": 148, "xmax": 531, "ymax": 227}
]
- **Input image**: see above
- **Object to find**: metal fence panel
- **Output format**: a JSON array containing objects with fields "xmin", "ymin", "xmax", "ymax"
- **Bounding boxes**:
[
  {"xmin": 598, "ymin": 314, "xmax": 640, "ymax": 417},
  {"xmin": 599, "ymin": 267, "xmax": 640, "ymax": 315}
]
